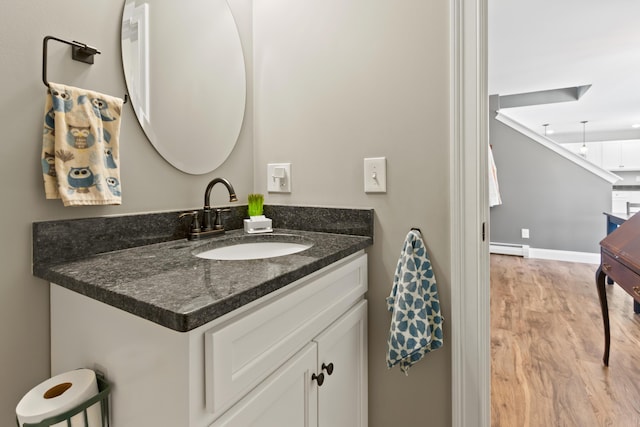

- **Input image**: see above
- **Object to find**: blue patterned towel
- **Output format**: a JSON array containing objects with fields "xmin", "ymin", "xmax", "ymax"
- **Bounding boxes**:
[
  {"xmin": 386, "ymin": 229, "xmax": 444, "ymax": 374},
  {"xmin": 42, "ymin": 83, "xmax": 124, "ymax": 206}
]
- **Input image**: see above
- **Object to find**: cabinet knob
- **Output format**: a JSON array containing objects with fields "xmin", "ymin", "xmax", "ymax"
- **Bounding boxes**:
[
  {"xmin": 312, "ymin": 372, "xmax": 325, "ymax": 386},
  {"xmin": 602, "ymin": 263, "xmax": 612, "ymax": 272},
  {"xmin": 322, "ymin": 362, "xmax": 334, "ymax": 376}
]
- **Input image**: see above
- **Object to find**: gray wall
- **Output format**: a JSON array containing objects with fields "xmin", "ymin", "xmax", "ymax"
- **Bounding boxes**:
[
  {"xmin": 254, "ymin": 2, "xmax": 451, "ymax": 425},
  {"xmin": 1, "ymin": 1, "xmax": 452, "ymax": 426},
  {"xmin": 1, "ymin": 1, "xmax": 254, "ymax": 423},
  {"xmin": 490, "ymin": 99, "xmax": 612, "ymax": 253}
]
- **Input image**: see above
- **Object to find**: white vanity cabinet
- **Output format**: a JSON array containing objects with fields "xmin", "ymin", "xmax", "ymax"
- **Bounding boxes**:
[
  {"xmin": 211, "ymin": 301, "xmax": 367, "ymax": 427},
  {"xmin": 50, "ymin": 252, "xmax": 368, "ymax": 427}
]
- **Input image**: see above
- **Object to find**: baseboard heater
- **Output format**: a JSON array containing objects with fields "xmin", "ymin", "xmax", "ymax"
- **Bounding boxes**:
[{"xmin": 489, "ymin": 242, "xmax": 529, "ymax": 257}]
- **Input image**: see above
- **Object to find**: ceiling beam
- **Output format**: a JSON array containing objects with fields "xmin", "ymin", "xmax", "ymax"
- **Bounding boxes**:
[{"xmin": 497, "ymin": 85, "xmax": 592, "ymax": 109}]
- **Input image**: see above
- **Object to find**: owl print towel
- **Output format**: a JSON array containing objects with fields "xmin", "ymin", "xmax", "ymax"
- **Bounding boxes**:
[
  {"xmin": 386, "ymin": 229, "xmax": 443, "ymax": 375},
  {"xmin": 42, "ymin": 83, "xmax": 124, "ymax": 206}
]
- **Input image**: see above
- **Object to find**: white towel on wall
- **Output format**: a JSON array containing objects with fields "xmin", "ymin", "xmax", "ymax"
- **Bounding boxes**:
[{"xmin": 489, "ymin": 146, "xmax": 502, "ymax": 207}]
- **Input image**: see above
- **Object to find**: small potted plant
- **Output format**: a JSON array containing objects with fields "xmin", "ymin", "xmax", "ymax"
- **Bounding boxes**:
[
  {"xmin": 248, "ymin": 193, "xmax": 264, "ymax": 218},
  {"xmin": 244, "ymin": 194, "xmax": 272, "ymax": 233}
]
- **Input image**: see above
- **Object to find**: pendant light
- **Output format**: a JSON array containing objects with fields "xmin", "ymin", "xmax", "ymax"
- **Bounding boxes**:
[
  {"xmin": 543, "ymin": 123, "xmax": 549, "ymax": 136},
  {"xmin": 580, "ymin": 120, "xmax": 588, "ymax": 157}
]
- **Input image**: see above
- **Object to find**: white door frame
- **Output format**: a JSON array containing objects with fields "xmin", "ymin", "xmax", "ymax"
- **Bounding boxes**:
[{"xmin": 450, "ymin": 0, "xmax": 490, "ymax": 426}]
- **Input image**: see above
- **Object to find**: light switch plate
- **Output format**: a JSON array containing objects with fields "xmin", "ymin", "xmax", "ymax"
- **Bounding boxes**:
[
  {"xmin": 267, "ymin": 163, "xmax": 291, "ymax": 193},
  {"xmin": 364, "ymin": 157, "xmax": 386, "ymax": 193}
]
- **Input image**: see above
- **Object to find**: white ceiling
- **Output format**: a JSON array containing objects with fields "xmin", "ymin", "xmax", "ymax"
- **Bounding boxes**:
[{"xmin": 489, "ymin": 0, "xmax": 640, "ymax": 142}]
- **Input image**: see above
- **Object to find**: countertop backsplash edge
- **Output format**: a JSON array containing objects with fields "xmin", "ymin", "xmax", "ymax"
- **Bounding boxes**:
[{"xmin": 33, "ymin": 205, "xmax": 374, "ymax": 265}]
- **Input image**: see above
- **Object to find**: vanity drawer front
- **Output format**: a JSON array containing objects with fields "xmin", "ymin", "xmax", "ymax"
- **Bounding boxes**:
[
  {"xmin": 602, "ymin": 251, "xmax": 640, "ymax": 300},
  {"xmin": 204, "ymin": 253, "xmax": 367, "ymax": 419}
]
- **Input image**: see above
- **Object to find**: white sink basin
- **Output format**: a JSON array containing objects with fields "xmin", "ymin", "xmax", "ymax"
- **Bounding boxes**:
[{"xmin": 194, "ymin": 236, "xmax": 313, "ymax": 260}]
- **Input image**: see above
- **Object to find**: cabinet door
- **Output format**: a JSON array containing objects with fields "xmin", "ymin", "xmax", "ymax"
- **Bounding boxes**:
[
  {"xmin": 621, "ymin": 141, "xmax": 640, "ymax": 170},
  {"xmin": 211, "ymin": 343, "xmax": 319, "ymax": 427},
  {"xmin": 204, "ymin": 253, "xmax": 368, "ymax": 418},
  {"xmin": 314, "ymin": 301, "xmax": 368, "ymax": 427},
  {"xmin": 602, "ymin": 141, "xmax": 622, "ymax": 170},
  {"xmin": 585, "ymin": 142, "xmax": 603, "ymax": 167}
]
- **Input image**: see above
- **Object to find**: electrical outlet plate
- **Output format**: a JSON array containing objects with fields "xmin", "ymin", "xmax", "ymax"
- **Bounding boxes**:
[
  {"xmin": 521, "ymin": 228, "xmax": 530, "ymax": 239},
  {"xmin": 267, "ymin": 163, "xmax": 291, "ymax": 193},
  {"xmin": 364, "ymin": 157, "xmax": 386, "ymax": 193}
]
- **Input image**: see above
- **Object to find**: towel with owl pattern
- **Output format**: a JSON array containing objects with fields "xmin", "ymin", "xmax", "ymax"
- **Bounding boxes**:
[{"xmin": 41, "ymin": 82, "xmax": 124, "ymax": 206}]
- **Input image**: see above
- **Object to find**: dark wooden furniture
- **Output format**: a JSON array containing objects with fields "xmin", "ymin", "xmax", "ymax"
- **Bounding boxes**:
[
  {"xmin": 602, "ymin": 212, "xmax": 640, "ymax": 313},
  {"xmin": 597, "ymin": 212, "xmax": 640, "ymax": 366}
]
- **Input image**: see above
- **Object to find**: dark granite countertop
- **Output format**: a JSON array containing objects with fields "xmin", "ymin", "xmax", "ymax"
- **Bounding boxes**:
[{"xmin": 34, "ymin": 228, "xmax": 372, "ymax": 332}]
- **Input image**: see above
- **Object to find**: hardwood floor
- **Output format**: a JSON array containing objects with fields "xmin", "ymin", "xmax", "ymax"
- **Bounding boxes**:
[{"xmin": 491, "ymin": 254, "xmax": 640, "ymax": 427}]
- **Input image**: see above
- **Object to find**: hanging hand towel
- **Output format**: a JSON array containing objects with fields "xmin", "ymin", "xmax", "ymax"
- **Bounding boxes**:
[
  {"xmin": 489, "ymin": 145, "xmax": 502, "ymax": 207},
  {"xmin": 386, "ymin": 229, "xmax": 444, "ymax": 374},
  {"xmin": 41, "ymin": 83, "xmax": 124, "ymax": 206}
]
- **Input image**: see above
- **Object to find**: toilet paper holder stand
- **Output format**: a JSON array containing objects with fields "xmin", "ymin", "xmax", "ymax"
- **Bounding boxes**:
[{"xmin": 16, "ymin": 373, "xmax": 111, "ymax": 427}]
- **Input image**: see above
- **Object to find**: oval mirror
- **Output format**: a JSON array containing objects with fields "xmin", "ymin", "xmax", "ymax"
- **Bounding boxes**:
[{"xmin": 121, "ymin": 0, "xmax": 246, "ymax": 175}]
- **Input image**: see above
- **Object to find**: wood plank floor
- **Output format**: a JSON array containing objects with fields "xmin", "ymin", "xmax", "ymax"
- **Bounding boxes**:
[{"xmin": 491, "ymin": 254, "xmax": 640, "ymax": 427}]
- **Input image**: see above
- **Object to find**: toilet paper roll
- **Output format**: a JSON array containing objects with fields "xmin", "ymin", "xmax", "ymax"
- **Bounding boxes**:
[{"xmin": 16, "ymin": 368, "xmax": 102, "ymax": 427}]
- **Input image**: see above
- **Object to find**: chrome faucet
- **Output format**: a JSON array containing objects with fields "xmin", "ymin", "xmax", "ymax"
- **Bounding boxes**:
[{"xmin": 181, "ymin": 177, "xmax": 238, "ymax": 240}]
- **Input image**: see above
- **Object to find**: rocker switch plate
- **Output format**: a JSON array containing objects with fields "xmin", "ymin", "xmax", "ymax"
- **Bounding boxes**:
[{"xmin": 267, "ymin": 163, "xmax": 291, "ymax": 193}]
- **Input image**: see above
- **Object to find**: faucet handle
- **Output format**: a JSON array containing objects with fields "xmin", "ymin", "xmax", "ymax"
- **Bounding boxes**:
[
  {"xmin": 213, "ymin": 208, "xmax": 231, "ymax": 230},
  {"xmin": 179, "ymin": 211, "xmax": 201, "ymax": 232}
]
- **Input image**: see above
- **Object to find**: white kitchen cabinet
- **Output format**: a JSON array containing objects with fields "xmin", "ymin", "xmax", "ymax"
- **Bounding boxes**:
[
  {"xmin": 601, "ymin": 140, "xmax": 640, "ymax": 170},
  {"xmin": 586, "ymin": 142, "xmax": 603, "ymax": 166},
  {"xmin": 621, "ymin": 142, "xmax": 640, "ymax": 169},
  {"xmin": 611, "ymin": 190, "xmax": 640, "ymax": 213},
  {"xmin": 602, "ymin": 141, "xmax": 622, "ymax": 170},
  {"xmin": 51, "ymin": 252, "xmax": 368, "ymax": 427},
  {"xmin": 612, "ymin": 191, "xmax": 629, "ymax": 213}
]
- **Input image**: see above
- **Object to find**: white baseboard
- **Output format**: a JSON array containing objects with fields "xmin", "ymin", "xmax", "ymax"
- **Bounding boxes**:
[
  {"xmin": 490, "ymin": 242, "xmax": 599, "ymax": 264},
  {"xmin": 527, "ymin": 248, "xmax": 600, "ymax": 264}
]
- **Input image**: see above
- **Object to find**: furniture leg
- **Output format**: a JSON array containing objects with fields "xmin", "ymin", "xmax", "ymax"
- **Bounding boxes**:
[
  {"xmin": 604, "ymin": 217, "xmax": 617, "ymax": 286},
  {"xmin": 596, "ymin": 266, "xmax": 610, "ymax": 366}
]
